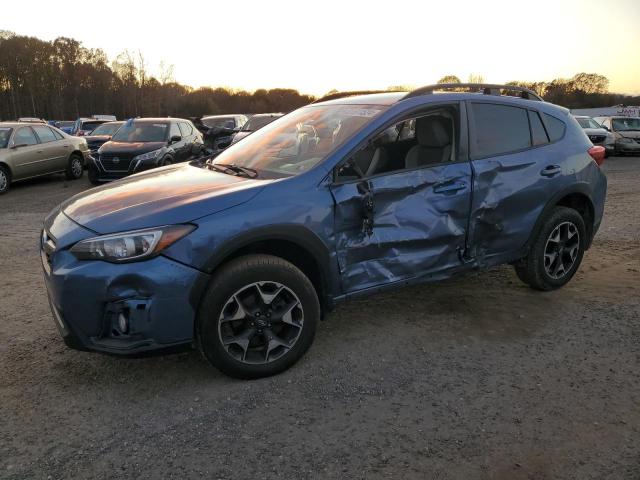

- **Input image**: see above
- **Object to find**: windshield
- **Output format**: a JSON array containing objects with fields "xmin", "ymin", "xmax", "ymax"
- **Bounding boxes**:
[
  {"xmin": 0, "ymin": 127, "xmax": 12, "ymax": 148},
  {"xmin": 612, "ymin": 117, "xmax": 640, "ymax": 131},
  {"xmin": 576, "ymin": 117, "xmax": 602, "ymax": 129},
  {"xmin": 112, "ymin": 122, "xmax": 169, "ymax": 142},
  {"xmin": 91, "ymin": 123, "xmax": 122, "ymax": 136},
  {"xmin": 81, "ymin": 121, "xmax": 104, "ymax": 132},
  {"xmin": 243, "ymin": 115, "xmax": 281, "ymax": 131},
  {"xmin": 202, "ymin": 117, "xmax": 237, "ymax": 129},
  {"xmin": 212, "ymin": 104, "xmax": 387, "ymax": 177}
]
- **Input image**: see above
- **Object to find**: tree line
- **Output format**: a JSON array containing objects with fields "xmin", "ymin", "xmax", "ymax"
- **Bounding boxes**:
[
  {"xmin": 436, "ymin": 74, "xmax": 640, "ymax": 109},
  {"xmin": 1, "ymin": 31, "xmax": 638, "ymax": 122},
  {"xmin": 0, "ymin": 32, "xmax": 315, "ymax": 121}
]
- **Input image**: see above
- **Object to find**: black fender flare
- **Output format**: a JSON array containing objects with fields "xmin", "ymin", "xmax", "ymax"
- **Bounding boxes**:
[
  {"xmin": 204, "ymin": 224, "xmax": 339, "ymax": 307},
  {"xmin": 524, "ymin": 183, "xmax": 596, "ymax": 253}
]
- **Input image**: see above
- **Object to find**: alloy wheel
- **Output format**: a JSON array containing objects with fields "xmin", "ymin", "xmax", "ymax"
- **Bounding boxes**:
[
  {"xmin": 0, "ymin": 170, "xmax": 7, "ymax": 192},
  {"xmin": 71, "ymin": 157, "xmax": 83, "ymax": 178},
  {"xmin": 544, "ymin": 221, "xmax": 580, "ymax": 279},
  {"xmin": 218, "ymin": 281, "xmax": 304, "ymax": 364}
]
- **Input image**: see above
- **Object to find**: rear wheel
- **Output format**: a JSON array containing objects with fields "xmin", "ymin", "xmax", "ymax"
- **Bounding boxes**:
[
  {"xmin": 0, "ymin": 165, "xmax": 10, "ymax": 194},
  {"xmin": 65, "ymin": 153, "xmax": 84, "ymax": 180},
  {"xmin": 197, "ymin": 254, "xmax": 319, "ymax": 379},
  {"xmin": 515, "ymin": 206, "xmax": 586, "ymax": 291}
]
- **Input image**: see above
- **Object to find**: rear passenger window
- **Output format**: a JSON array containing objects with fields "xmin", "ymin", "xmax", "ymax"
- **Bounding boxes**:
[
  {"xmin": 528, "ymin": 110, "xmax": 549, "ymax": 146},
  {"xmin": 471, "ymin": 103, "xmax": 530, "ymax": 158},
  {"xmin": 32, "ymin": 125, "xmax": 57, "ymax": 143},
  {"xmin": 543, "ymin": 113, "xmax": 566, "ymax": 142}
]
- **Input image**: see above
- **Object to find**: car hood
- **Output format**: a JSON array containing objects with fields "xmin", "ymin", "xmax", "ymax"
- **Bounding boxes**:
[
  {"xmin": 582, "ymin": 128, "xmax": 608, "ymax": 135},
  {"xmin": 617, "ymin": 131, "xmax": 640, "ymax": 139},
  {"xmin": 60, "ymin": 163, "xmax": 271, "ymax": 233},
  {"xmin": 99, "ymin": 141, "xmax": 167, "ymax": 155},
  {"xmin": 84, "ymin": 135, "xmax": 111, "ymax": 142}
]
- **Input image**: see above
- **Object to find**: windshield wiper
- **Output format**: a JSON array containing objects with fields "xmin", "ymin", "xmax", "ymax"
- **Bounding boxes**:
[{"xmin": 216, "ymin": 163, "xmax": 259, "ymax": 178}]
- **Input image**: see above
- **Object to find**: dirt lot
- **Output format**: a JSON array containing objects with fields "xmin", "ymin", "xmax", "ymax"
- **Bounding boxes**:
[{"xmin": 1, "ymin": 157, "xmax": 639, "ymax": 480}]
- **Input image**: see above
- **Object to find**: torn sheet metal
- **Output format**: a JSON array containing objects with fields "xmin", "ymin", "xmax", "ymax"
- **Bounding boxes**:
[{"xmin": 330, "ymin": 162, "xmax": 472, "ymax": 292}]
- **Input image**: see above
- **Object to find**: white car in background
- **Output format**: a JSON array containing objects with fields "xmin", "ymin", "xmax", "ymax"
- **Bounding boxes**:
[
  {"xmin": 574, "ymin": 115, "xmax": 615, "ymax": 157},
  {"xmin": 593, "ymin": 116, "xmax": 640, "ymax": 156}
]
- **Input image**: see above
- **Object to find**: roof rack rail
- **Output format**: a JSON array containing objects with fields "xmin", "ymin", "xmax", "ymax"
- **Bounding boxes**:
[
  {"xmin": 312, "ymin": 90, "xmax": 399, "ymax": 104},
  {"xmin": 404, "ymin": 83, "xmax": 543, "ymax": 102}
]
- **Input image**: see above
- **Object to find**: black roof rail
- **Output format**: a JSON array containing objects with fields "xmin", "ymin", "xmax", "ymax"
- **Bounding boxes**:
[
  {"xmin": 404, "ymin": 83, "xmax": 543, "ymax": 101},
  {"xmin": 312, "ymin": 90, "xmax": 400, "ymax": 104}
]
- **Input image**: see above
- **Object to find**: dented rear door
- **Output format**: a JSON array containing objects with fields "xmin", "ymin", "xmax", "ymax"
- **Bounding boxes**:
[{"xmin": 330, "ymin": 162, "xmax": 472, "ymax": 293}]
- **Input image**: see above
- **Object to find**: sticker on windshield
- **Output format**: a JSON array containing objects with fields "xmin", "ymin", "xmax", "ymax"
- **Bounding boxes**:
[{"xmin": 342, "ymin": 108, "xmax": 383, "ymax": 118}]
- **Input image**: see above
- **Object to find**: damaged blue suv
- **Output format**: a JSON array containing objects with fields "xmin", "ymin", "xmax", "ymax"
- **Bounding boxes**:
[{"xmin": 42, "ymin": 84, "xmax": 607, "ymax": 379}]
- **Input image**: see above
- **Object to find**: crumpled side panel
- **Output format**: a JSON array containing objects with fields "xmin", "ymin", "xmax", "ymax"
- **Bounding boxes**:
[
  {"xmin": 468, "ymin": 146, "xmax": 576, "ymax": 265},
  {"xmin": 331, "ymin": 162, "xmax": 472, "ymax": 293}
]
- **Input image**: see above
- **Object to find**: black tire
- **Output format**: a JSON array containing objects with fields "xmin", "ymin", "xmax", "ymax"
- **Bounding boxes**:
[
  {"xmin": 515, "ymin": 206, "xmax": 586, "ymax": 291},
  {"xmin": 0, "ymin": 165, "xmax": 11, "ymax": 194},
  {"xmin": 88, "ymin": 167, "xmax": 101, "ymax": 185},
  {"xmin": 197, "ymin": 254, "xmax": 319, "ymax": 379},
  {"xmin": 65, "ymin": 153, "xmax": 84, "ymax": 180}
]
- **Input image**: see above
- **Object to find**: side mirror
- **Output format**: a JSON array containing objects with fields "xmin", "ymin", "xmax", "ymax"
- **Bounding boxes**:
[{"xmin": 170, "ymin": 135, "xmax": 182, "ymax": 144}]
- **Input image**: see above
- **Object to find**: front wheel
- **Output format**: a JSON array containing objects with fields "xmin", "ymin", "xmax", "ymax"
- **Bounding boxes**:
[
  {"xmin": 65, "ymin": 154, "xmax": 84, "ymax": 180},
  {"xmin": 515, "ymin": 206, "xmax": 586, "ymax": 291},
  {"xmin": 197, "ymin": 254, "xmax": 319, "ymax": 379},
  {"xmin": 0, "ymin": 165, "xmax": 11, "ymax": 194}
]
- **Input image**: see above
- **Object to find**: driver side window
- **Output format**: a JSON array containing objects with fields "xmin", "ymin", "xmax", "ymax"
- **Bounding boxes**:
[{"xmin": 336, "ymin": 106, "xmax": 458, "ymax": 181}]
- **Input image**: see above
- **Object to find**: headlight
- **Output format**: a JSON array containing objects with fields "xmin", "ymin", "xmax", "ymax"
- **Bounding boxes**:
[
  {"xmin": 133, "ymin": 148, "xmax": 165, "ymax": 162},
  {"xmin": 618, "ymin": 137, "xmax": 634, "ymax": 144},
  {"xmin": 70, "ymin": 224, "xmax": 196, "ymax": 262}
]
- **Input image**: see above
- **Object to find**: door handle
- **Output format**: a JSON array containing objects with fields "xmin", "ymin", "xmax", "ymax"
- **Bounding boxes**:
[
  {"xmin": 433, "ymin": 181, "xmax": 467, "ymax": 194},
  {"xmin": 540, "ymin": 165, "xmax": 561, "ymax": 177}
]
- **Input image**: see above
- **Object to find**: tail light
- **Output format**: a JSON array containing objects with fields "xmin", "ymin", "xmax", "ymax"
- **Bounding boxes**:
[{"xmin": 588, "ymin": 145, "xmax": 605, "ymax": 166}]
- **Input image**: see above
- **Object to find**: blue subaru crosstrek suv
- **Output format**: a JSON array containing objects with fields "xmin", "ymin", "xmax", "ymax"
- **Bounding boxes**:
[{"xmin": 41, "ymin": 84, "xmax": 607, "ymax": 379}]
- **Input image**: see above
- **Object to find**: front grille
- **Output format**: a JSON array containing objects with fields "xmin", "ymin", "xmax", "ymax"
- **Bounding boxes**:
[
  {"xmin": 99, "ymin": 153, "xmax": 134, "ymax": 172},
  {"xmin": 588, "ymin": 135, "xmax": 606, "ymax": 144}
]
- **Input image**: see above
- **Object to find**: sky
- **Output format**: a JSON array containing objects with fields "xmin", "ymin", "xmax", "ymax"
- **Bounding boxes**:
[{"xmin": 3, "ymin": 0, "xmax": 640, "ymax": 96}]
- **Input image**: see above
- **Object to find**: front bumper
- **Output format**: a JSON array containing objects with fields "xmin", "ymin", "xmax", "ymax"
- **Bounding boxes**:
[
  {"xmin": 615, "ymin": 140, "xmax": 640, "ymax": 154},
  {"xmin": 41, "ymin": 214, "xmax": 210, "ymax": 355}
]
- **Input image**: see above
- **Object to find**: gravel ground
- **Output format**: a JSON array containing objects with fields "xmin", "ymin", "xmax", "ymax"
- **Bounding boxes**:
[{"xmin": 1, "ymin": 158, "xmax": 639, "ymax": 480}]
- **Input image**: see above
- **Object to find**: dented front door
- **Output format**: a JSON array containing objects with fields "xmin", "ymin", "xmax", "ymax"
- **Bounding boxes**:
[{"xmin": 330, "ymin": 162, "xmax": 472, "ymax": 293}]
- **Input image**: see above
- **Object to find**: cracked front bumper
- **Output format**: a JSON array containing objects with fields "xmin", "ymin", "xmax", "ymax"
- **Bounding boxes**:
[{"xmin": 41, "ymin": 213, "xmax": 210, "ymax": 356}]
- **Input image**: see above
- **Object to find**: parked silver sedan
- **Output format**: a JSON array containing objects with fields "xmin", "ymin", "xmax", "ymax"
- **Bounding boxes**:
[{"xmin": 0, "ymin": 122, "xmax": 90, "ymax": 194}]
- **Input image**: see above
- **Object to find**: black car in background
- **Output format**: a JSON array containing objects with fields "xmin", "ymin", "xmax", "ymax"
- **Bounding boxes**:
[
  {"xmin": 200, "ymin": 114, "xmax": 248, "ymax": 153},
  {"xmin": 230, "ymin": 113, "xmax": 283, "ymax": 145},
  {"xmin": 87, "ymin": 118, "xmax": 203, "ymax": 184},
  {"xmin": 84, "ymin": 121, "xmax": 124, "ymax": 156}
]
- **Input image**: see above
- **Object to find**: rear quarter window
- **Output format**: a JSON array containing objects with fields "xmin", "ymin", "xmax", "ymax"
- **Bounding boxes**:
[
  {"xmin": 529, "ymin": 110, "xmax": 549, "ymax": 146},
  {"xmin": 543, "ymin": 113, "xmax": 566, "ymax": 142},
  {"xmin": 471, "ymin": 103, "xmax": 531, "ymax": 158}
]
